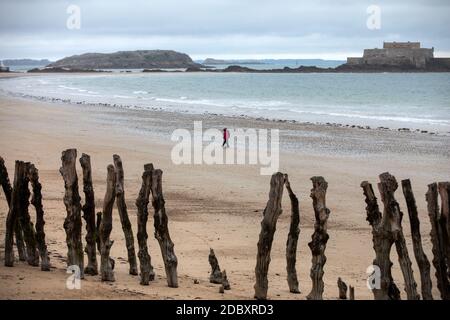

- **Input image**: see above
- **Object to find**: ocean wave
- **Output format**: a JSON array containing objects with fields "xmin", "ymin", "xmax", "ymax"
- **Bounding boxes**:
[
  {"xmin": 154, "ymin": 97, "xmax": 228, "ymax": 107},
  {"xmin": 153, "ymin": 96, "xmax": 290, "ymax": 109},
  {"xmin": 287, "ymin": 109, "xmax": 450, "ymax": 125},
  {"xmin": 65, "ymin": 92, "xmax": 104, "ymax": 98},
  {"xmin": 58, "ymin": 85, "xmax": 80, "ymax": 90}
]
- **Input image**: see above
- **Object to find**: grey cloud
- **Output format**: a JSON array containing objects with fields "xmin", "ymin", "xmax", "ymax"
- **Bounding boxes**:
[{"xmin": 0, "ymin": 0, "xmax": 449, "ymax": 59}]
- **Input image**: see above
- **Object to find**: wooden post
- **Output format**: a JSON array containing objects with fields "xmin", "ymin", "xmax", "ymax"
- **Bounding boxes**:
[
  {"xmin": 209, "ymin": 248, "xmax": 223, "ymax": 284},
  {"xmin": 222, "ymin": 270, "xmax": 230, "ymax": 290},
  {"xmin": 95, "ymin": 213, "xmax": 115, "ymax": 272},
  {"xmin": 426, "ymin": 183, "xmax": 450, "ymax": 299},
  {"xmin": 135, "ymin": 164, "xmax": 155, "ymax": 285},
  {"xmin": 284, "ymin": 174, "xmax": 300, "ymax": 294},
  {"xmin": 151, "ymin": 168, "xmax": 178, "ymax": 287},
  {"xmin": 0, "ymin": 156, "xmax": 12, "ymax": 205},
  {"xmin": 254, "ymin": 172, "xmax": 285, "ymax": 300},
  {"xmin": 17, "ymin": 162, "xmax": 39, "ymax": 267},
  {"xmin": 1, "ymin": 156, "xmax": 27, "ymax": 262},
  {"xmin": 337, "ymin": 277, "xmax": 348, "ymax": 299},
  {"xmin": 401, "ymin": 179, "xmax": 433, "ymax": 300},
  {"xmin": 79, "ymin": 153, "xmax": 98, "ymax": 275},
  {"xmin": 99, "ymin": 164, "xmax": 116, "ymax": 282},
  {"xmin": 349, "ymin": 286, "xmax": 355, "ymax": 300},
  {"xmin": 96, "ymin": 212, "xmax": 102, "ymax": 252},
  {"xmin": 28, "ymin": 164, "xmax": 50, "ymax": 271},
  {"xmin": 5, "ymin": 161, "xmax": 27, "ymax": 266},
  {"xmin": 60, "ymin": 149, "xmax": 84, "ymax": 277},
  {"xmin": 14, "ymin": 222, "xmax": 27, "ymax": 261},
  {"xmin": 437, "ymin": 182, "xmax": 450, "ymax": 264},
  {"xmin": 113, "ymin": 154, "xmax": 138, "ymax": 276},
  {"xmin": 378, "ymin": 173, "xmax": 419, "ymax": 300},
  {"xmin": 361, "ymin": 180, "xmax": 400, "ymax": 300},
  {"xmin": 306, "ymin": 176, "xmax": 331, "ymax": 300}
]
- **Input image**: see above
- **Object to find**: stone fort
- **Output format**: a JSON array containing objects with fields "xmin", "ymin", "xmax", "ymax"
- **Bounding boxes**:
[{"xmin": 347, "ymin": 42, "xmax": 437, "ymax": 68}]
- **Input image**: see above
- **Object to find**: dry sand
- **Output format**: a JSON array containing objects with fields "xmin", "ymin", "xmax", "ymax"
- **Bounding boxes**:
[{"xmin": 0, "ymin": 74, "xmax": 449, "ymax": 300}]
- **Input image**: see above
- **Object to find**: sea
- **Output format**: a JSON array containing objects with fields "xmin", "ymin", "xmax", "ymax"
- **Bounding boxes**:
[{"xmin": 1, "ymin": 69, "xmax": 449, "ymax": 133}]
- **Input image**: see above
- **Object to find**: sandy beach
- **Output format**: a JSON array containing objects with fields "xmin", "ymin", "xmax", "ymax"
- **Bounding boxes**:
[{"xmin": 0, "ymin": 73, "xmax": 449, "ymax": 300}]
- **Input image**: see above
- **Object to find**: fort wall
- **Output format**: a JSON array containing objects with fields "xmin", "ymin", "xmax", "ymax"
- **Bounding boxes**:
[
  {"xmin": 346, "ymin": 42, "xmax": 435, "ymax": 68},
  {"xmin": 383, "ymin": 42, "xmax": 420, "ymax": 49}
]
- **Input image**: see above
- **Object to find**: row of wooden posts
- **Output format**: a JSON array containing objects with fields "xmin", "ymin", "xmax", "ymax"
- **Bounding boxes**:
[
  {"xmin": 253, "ymin": 173, "xmax": 334, "ymax": 300},
  {"xmin": 254, "ymin": 171, "xmax": 450, "ymax": 300},
  {"xmin": 62, "ymin": 149, "xmax": 178, "ymax": 286},
  {"xmin": 1, "ymin": 151, "xmax": 449, "ymax": 300},
  {"xmin": 1, "ymin": 149, "xmax": 178, "ymax": 288}
]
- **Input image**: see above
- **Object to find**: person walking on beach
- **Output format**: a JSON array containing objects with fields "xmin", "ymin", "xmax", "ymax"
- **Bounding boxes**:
[{"xmin": 222, "ymin": 128, "xmax": 230, "ymax": 148}]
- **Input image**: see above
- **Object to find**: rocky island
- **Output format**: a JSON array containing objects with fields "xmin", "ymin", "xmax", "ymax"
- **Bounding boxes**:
[
  {"xmin": 44, "ymin": 50, "xmax": 202, "ymax": 70},
  {"xmin": 2, "ymin": 59, "xmax": 53, "ymax": 66}
]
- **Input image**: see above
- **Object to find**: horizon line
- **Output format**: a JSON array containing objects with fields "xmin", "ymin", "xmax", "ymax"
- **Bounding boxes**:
[{"xmin": 2, "ymin": 50, "xmax": 450, "ymax": 62}]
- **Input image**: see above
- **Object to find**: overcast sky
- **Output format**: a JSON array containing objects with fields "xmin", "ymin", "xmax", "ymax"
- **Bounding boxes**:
[{"xmin": 0, "ymin": 0, "xmax": 449, "ymax": 61}]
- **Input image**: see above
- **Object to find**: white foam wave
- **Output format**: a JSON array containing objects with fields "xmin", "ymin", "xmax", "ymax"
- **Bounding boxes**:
[{"xmin": 287, "ymin": 109, "xmax": 450, "ymax": 125}]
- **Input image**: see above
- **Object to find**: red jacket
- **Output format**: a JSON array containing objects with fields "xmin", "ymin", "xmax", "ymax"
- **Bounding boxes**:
[{"xmin": 223, "ymin": 129, "xmax": 229, "ymax": 140}]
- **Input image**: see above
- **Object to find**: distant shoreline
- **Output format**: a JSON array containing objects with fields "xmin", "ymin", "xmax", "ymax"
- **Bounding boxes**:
[{"xmin": 21, "ymin": 64, "xmax": 450, "ymax": 73}]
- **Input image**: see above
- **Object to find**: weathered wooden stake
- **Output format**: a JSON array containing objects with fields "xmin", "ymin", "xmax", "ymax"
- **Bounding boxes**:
[
  {"xmin": 18, "ymin": 162, "xmax": 39, "ymax": 267},
  {"xmin": 79, "ymin": 153, "xmax": 98, "ymax": 275},
  {"xmin": 284, "ymin": 174, "xmax": 300, "ymax": 294},
  {"xmin": 0, "ymin": 156, "xmax": 27, "ymax": 261},
  {"xmin": 5, "ymin": 161, "xmax": 28, "ymax": 266},
  {"xmin": 209, "ymin": 248, "xmax": 223, "ymax": 284},
  {"xmin": 378, "ymin": 173, "xmax": 419, "ymax": 300},
  {"xmin": 426, "ymin": 183, "xmax": 450, "ymax": 300},
  {"xmin": 28, "ymin": 164, "xmax": 50, "ymax": 271},
  {"xmin": 135, "ymin": 164, "xmax": 155, "ymax": 285},
  {"xmin": 401, "ymin": 179, "xmax": 433, "ymax": 300},
  {"xmin": 222, "ymin": 270, "xmax": 230, "ymax": 290},
  {"xmin": 99, "ymin": 164, "xmax": 116, "ymax": 282},
  {"xmin": 96, "ymin": 212, "xmax": 102, "ymax": 252},
  {"xmin": 150, "ymin": 169, "xmax": 178, "ymax": 287},
  {"xmin": 0, "ymin": 156, "xmax": 12, "ymax": 205},
  {"xmin": 60, "ymin": 149, "xmax": 84, "ymax": 277},
  {"xmin": 337, "ymin": 277, "xmax": 348, "ymax": 299},
  {"xmin": 14, "ymin": 222, "xmax": 27, "ymax": 261},
  {"xmin": 306, "ymin": 176, "xmax": 330, "ymax": 300},
  {"xmin": 361, "ymin": 180, "xmax": 400, "ymax": 300},
  {"xmin": 113, "ymin": 154, "xmax": 138, "ymax": 276},
  {"xmin": 254, "ymin": 172, "xmax": 285, "ymax": 300},
  {"xmin": 349, "ymin": 286, "xmax": 355, "ymax": 300},
  {"xmin": 437, "ymin": 182, "xmax": 450, "ymax": 266}
]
